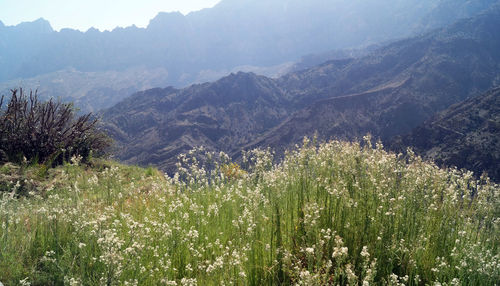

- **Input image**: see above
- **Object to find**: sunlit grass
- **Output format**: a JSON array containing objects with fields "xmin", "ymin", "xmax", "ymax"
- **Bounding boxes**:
[{"xmin": 0, "ymin": 138, "xmax": 498, "ymax": 285}]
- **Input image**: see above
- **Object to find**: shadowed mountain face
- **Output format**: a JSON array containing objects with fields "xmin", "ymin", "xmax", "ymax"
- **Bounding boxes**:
[
  {"xmin": 101, "ymin": 6, "xmax": 500, "ymax": 174},
  {"xmin": 1, "ymin": 0, "xmax": 499, "ymax": 113},
  {"xmin": 391, "ymin": 87, "xmax": 500, "ymax": 181},
  {"xmin": 248, "ymin": 6, "xmax": 500, "ymax": 152},
  {"xmin": 101, "ymin": 73, "xmax": 290, "ymax": 173}
]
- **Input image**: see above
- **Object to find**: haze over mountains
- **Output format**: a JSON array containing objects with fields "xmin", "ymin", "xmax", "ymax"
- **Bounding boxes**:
[
  {"xmin": 101, "ymin": 4, "xmax": 500, "ymax": 179},
  {"xmin": 2, "ymin": 0, "xmax": 499, "ymax": 179},
  {"xmin": 1, "ymin": 0, "xmax": 499, "ymax": 112},
  {"xmin": 251, "ymin": 5, "xmax": 500, "ymax": 147},
  {"xmin": 2, "ymin": 3, "xmax": 500, "ymax": 284}
]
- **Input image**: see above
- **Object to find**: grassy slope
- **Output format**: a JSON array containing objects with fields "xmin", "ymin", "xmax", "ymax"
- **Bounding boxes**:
[{"xmin": 0, "ymin": 140, "xmax": 498, "ymax": 285}]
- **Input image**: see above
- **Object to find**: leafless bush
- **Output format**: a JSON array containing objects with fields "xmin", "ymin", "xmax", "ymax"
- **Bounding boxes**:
[{"xmin": 0, "ymin": 88, "xmax": 111, "ymax": 166}]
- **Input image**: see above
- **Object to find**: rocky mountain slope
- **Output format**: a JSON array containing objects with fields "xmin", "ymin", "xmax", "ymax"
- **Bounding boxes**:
[
  {"xmin": 391, "ymin": 87, "xmax": 500, "ymax": 181},
  {"xmin": 1, "ymin": 0, "xmax": 498, "ymax": 112},
  {"xmin": 102, "ymin": 5, "xmax": 500, "ymax": 174},
  {"xmin": 248, "ymin": 5, "xmax": 500, "ymax": 153},
  {"xmin": 102, "ymin": 72, "xmax": 290, "ymax": 172}
]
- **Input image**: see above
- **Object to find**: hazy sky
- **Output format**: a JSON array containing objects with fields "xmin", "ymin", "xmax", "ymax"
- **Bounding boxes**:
[{"xmin": 0, "ymin": 0, "xmax": 221, "ymax": 31}]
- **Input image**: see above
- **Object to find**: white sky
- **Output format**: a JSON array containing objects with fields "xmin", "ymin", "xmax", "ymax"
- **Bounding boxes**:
[{"xmin": 0, "ymin": 0, "xmax": 222, "ymax": 31}]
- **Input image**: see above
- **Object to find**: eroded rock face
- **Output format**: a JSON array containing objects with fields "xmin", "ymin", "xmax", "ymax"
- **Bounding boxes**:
[
  {"xmin": 100, "ymin": 72, "xmax": 291, "ymax": 173},
  {"xmin": 391, "ymin": 87, "xmax": 500, "ymax": 181}
]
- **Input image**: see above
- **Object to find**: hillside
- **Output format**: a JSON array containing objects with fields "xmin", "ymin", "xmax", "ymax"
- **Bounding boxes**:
[
  {"xmin": 391, "ymin": 87, "xmax": 500, "ymax": 181},
  {"xmin": 102, "ymin": 72, "xmax": 290, "ymax": 173},
  {"xmin": 1, "ymin": 0, "xmax": 498, "ymax": 112},
  {"xmin": 102, "ymin": 6, "xmax": 500, "ymax": 174},
  {"xmin": 1, "ymin": 141, "xmax": 498, "ymax": 285},
  {"xmin": 256, "ymin": 3, "xmax": 500, "ymax": 143}
]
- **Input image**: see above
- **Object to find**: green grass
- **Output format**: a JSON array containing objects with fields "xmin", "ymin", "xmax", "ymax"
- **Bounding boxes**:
[{"xmin": 0, "ymin": 139, "xmax": 498, "ymax": 285}]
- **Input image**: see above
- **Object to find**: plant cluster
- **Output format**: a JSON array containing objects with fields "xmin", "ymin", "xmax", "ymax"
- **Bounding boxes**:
[
  {"xmin": 0, "ymin": 139, "xmax": 498, "ymax": 285},
  {"xmin": 0, "ymin": 89, "xmax": 110, "ymax": 167}
]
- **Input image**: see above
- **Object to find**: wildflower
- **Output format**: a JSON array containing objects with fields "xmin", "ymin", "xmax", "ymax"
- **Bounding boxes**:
[
  {"xmin": 19, "ymin": 277, "xmax": 31, "ymax": 286},
  {"xmin": 346, "ymin": 264, "xmax": 358, "ymax": 282},
  {"xmin": 360, "ymin": 246, "xmax": 370, "ymax": 258},
  {"xmin": 389, "ymin": 273, "xmax": 399, "ymax": 284},
  {"xmin": 332, "ymin": 246, "xmax": 348, "ymax": 258},
  {"xmin": 70, "ymin": 155, "xmax": 82, "ymax": 165},
  {"xmin": 305, "ymin": 247, "xmax": 314, "ymax": 254},
  {"xmin": 64, "ymin": 277, "xmax": 81, "ymax": 286},
  {"xmin": 299, "ymin": 270, "xmax": 311, "ymax": 280},
  {"xmin": 180, "ymin": 277, "xmax": 197, "ymax": 286}
]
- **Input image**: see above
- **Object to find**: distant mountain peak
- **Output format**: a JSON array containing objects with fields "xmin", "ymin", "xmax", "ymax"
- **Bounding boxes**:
[
  {"xmin": 85, "ymin": 27, "xmax": 100, "ymax": 33},
  {"xmin": 58, "ymin": 27, "xmax": 83, "ymax": 35},
  {"xmin": 225, "ymin": 71, "xmax": 258, "ymax": 80},
  {"xmin": 147, "ymin": 11, "xmax": 186, "ymax": 29},
  {"xmin": 15, "ymin": 17, "xmax": 53, "ymax": 33},
  {"xmin": 216, "ymin": 72, "xmax": 272, "ymax": 90}
]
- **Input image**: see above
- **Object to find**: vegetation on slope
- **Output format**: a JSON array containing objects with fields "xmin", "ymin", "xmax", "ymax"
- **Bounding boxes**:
[
  {"xmin": 0, "ymin": 89, "xmax": 110, "ymax": 168},
  {"xmin": 0, "ymin": 138, "xmax": 498, "ymax": 285}
]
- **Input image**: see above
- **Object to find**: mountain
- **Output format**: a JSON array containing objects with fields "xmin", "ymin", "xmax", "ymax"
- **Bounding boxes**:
[
  {"xmin": 0, "ymin": 18, "xmax": 54, "ymax": 81},
  {"xmin": 0, "ymin": 63, "xmax": 292, "ymax": 114},
  {"xmin": 101, "ymin": 72, "xmax": 290, "ymax": 172},
  {"xmin": 1, "ymin": 0, "xmax": 498, "ymax": 112},
  {"xmin": 101, "ymin": 6, "xmax": 500, "ymax": 174},
  {"xmin": 391, "ymin": 87, "xmax": 500, "ymax": 181},
  {"xmin": 249, "ymin": 5, "xmax": 500, "ymax": 153},
  {"xmin": 0, "ymin": 67, "xmax": 170, "ymax": 113},
  {"xmin": 290, "ymin": 44, "xmax": 382, "ymax": 73}
]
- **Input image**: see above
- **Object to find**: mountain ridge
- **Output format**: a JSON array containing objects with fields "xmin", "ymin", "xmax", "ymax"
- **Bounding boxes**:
[
  {"xmin": 256, "ymin": 5, "xmax": 500, "ymax": 142},
  {"xmin": 102, "ymin": 72, "xmax": 291, "ymax": 172},
  {"xmin": 2, "ymin": 0, "xmax": 498, "ymax": 113},
  {"xmin": 2, "ymin": 0, "xmax": 498, "ymax": 84},
  {"xmin": 101, "ymin": 5, "xmax": 500, "ymax": 174}
]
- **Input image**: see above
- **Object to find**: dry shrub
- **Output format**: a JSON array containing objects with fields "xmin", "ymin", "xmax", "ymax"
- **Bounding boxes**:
[{"xmin": 0, "ymin": 88, "xmax": 111, "ymax": 166}]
